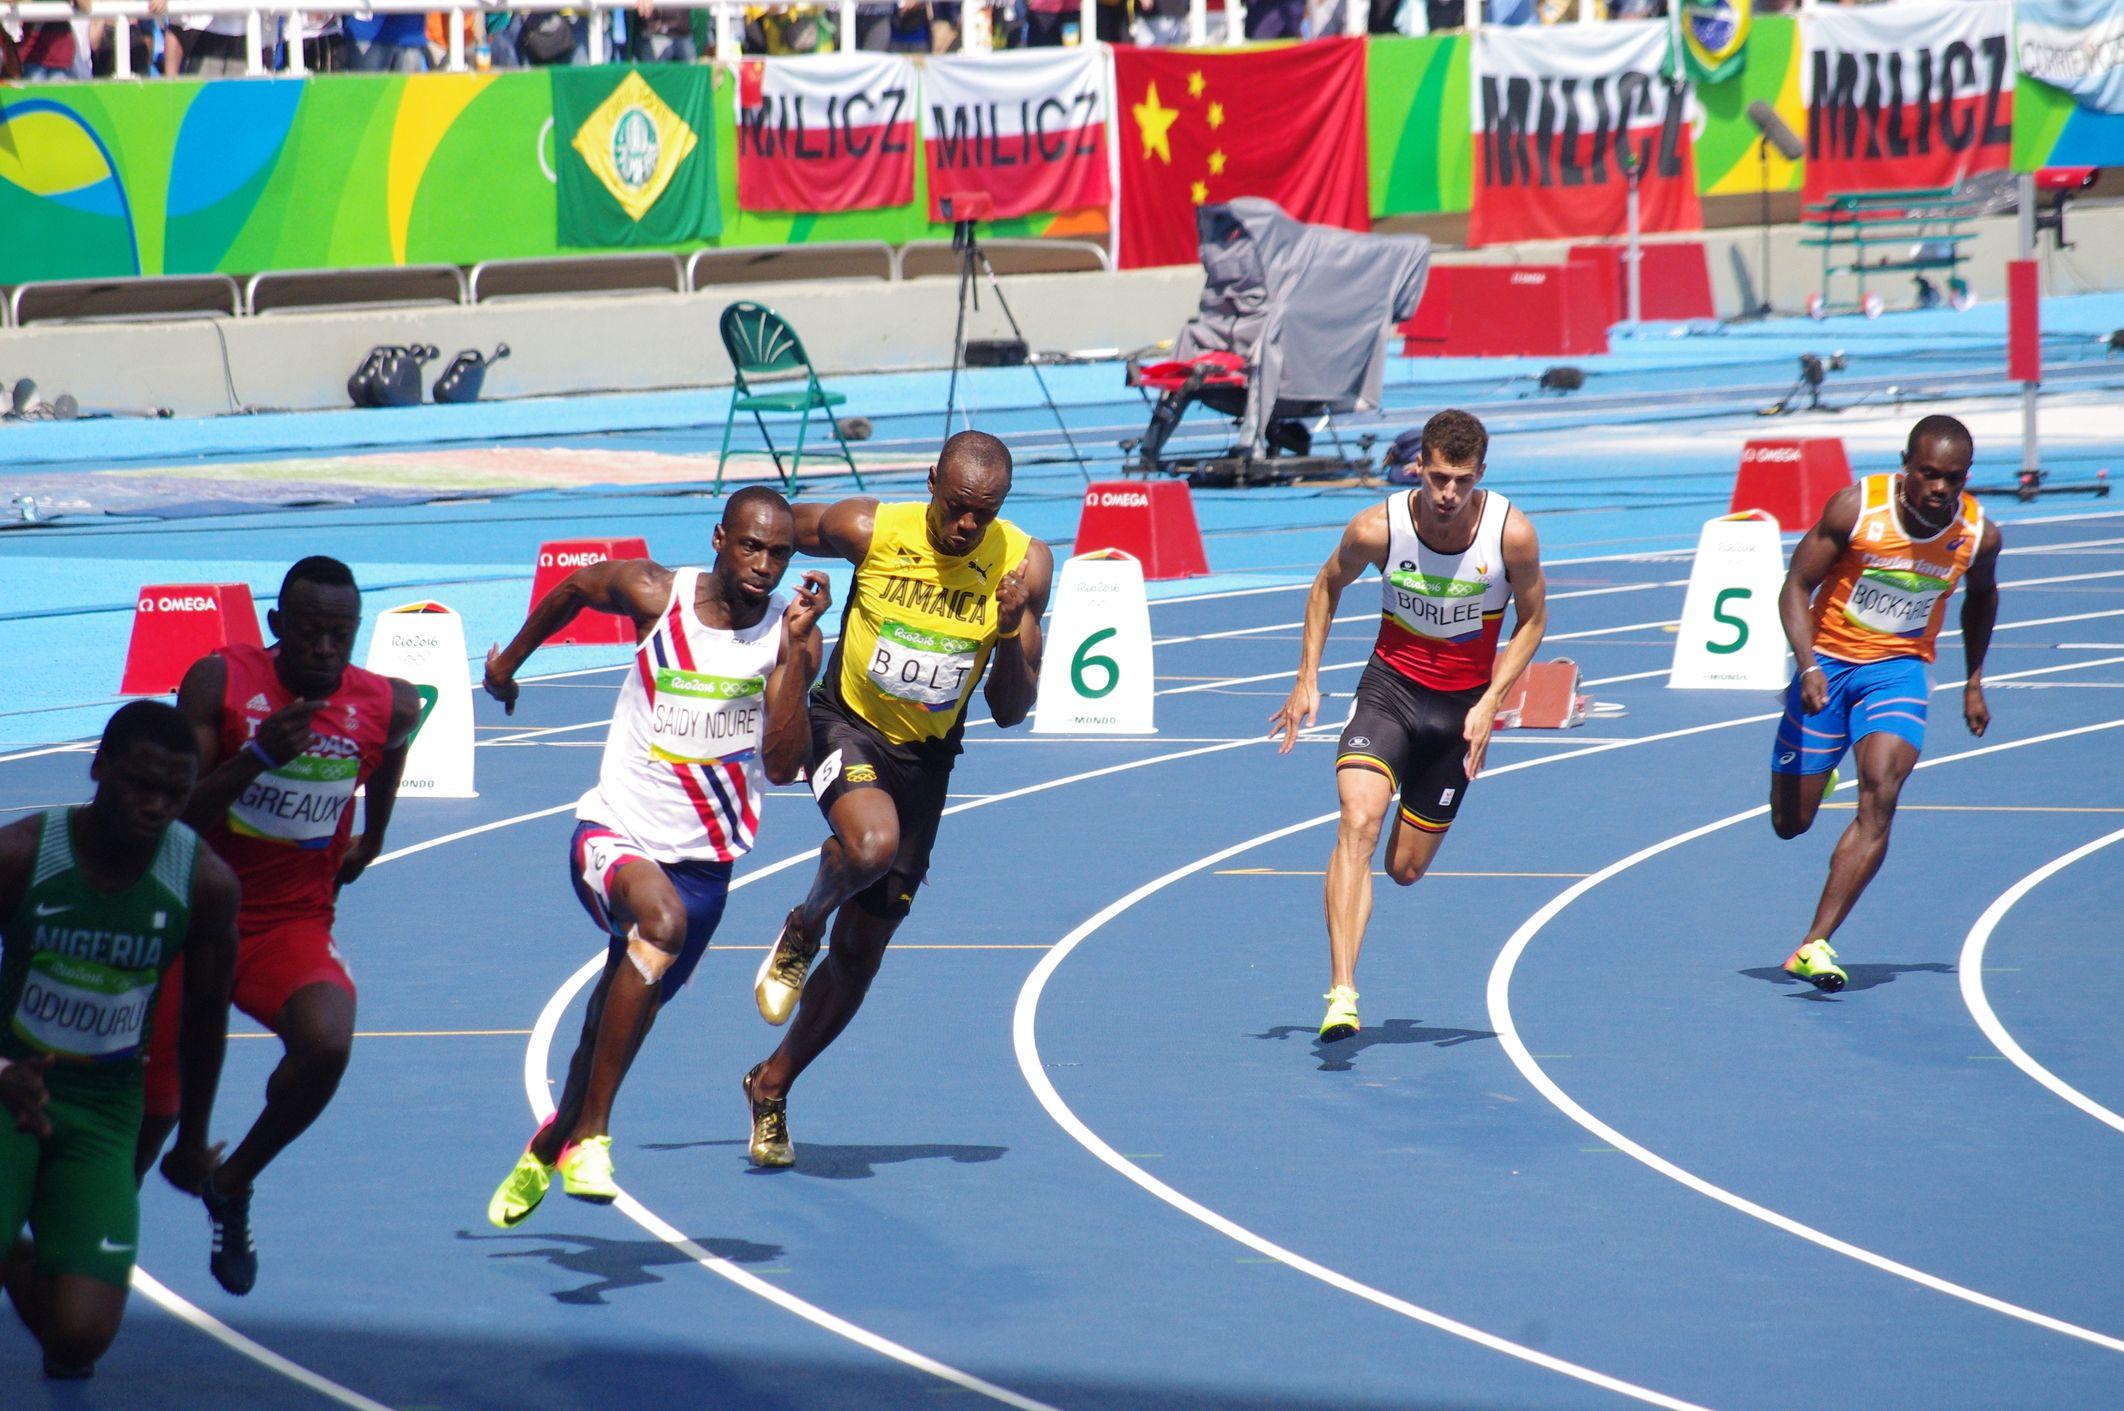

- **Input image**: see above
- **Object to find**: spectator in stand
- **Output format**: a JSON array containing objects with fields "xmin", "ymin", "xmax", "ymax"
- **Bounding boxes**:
[
  {"xmin": 175, "ymin": 9, "xmax": 269, "ymax": 75},
  {"xmin": 743, "ymin": 5, "xmax": 829, "ymax": 52},
  {"xmin": 1019, "ymin": 0, "xmax": 1075, "ymax": 46},
  {"xmin": 290, "ymin": 11, "xmax": 346, "ymax": 70},
  {"xmin": 855, "ymin": 0, "xmax": 957, "ymax": 52},
  {"xmin": 345, "ymin": 8, "xmax": 428, "ymax": 70},
  {"xmin": 1135, "ymin": 0, "xmax": 1187, "ymax": 43},
  {"xmin": 631, "ymin": 1, "xmax": 705, "ymax": 60},
  {"xmin": 1245, "ymin": 0, "xmax": 1305, "ymax": 39},
  {"xmin": 13, "ymin": 0, "xmax": 96, "ymax": 81}
]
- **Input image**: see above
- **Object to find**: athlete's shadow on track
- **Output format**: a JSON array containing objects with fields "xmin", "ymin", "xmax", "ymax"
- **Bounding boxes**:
[
  {"xmin": 1740, "ymin": 962, "xmax": 1957, "ymax": 999},
  {"xmin": 1252, "ymin": 1021, "xmax": 1498, "ymax": 1073},
  {"xmin": 642, "ymin": 1137, "xmax": 1009, "ymax": 1180},
  {"xmin": 457, "ymin": 1229, "xmax": 782, "ymax": 1305}
]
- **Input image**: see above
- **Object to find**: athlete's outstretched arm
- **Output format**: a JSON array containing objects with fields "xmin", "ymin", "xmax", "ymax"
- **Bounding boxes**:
[
  {"xmin": 0, "ymin": 819, "xmax": 53, "ymax": 1138},
  {"xmin": 1464, "ymin": 509, "xmax": 1547, "ymax": 780},
  {"xmin": 1959, "ymin": 520, "xmax": 2003, "ymax": 737},
  {"xmin": 1780, "ymin": 486, "xmax": 1860, "ymax": 715},
  {"xmin": 983, "ymin": 540, "xmax": 1054, "ymax": 729},
  {"xmin": 483, "ymin": 559, "xmax": 676, "ymax": 714},
  {"xmin": 161, "ymin": 850, "xmax": 238, "ymax": 1198},
  {"xmin": 763, "ymin": 571, "xmax": 831, "ymax": 785},
  {"xmin": 175, "ymin": 654, "xmax": 326, "ymax": 836},
  {"xmin": 1270, "ymin": 507, "xmax": 1388, "ymax": 753},
  {"xmin": 336, "ymin": 679, "xmax": 422, "ymax": 890},
  {"xmin": 794, "ymin": 498, "xmax": 878, "ymax": 564}
]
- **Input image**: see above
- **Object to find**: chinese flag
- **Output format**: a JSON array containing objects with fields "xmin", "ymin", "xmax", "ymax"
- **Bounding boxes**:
[{"xmin": 1114, "ymin": 38, "xmax": 1370, "ymax": 270}]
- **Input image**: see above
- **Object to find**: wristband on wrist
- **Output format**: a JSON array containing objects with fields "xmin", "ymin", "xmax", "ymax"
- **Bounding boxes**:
[
  {"xmin": 243, "ymin": 738, "xmax": 283, "ymax": 770},
  {"xmin": 997, "ymin": 621, "xmax": 1023, "ymax": 640},
  {"xmin": 1800, "ymin": 665, "xmax": 1826, "ymax": 679}
]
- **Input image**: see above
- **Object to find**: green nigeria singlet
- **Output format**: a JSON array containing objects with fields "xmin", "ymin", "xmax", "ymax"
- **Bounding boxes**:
[{"xmin": 1, "ymin": 809, "xmax": 197, "ymax": 1091}]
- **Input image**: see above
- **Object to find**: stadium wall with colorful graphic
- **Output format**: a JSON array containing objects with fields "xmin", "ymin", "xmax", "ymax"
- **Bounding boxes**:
[
  {"xmin": 1691, "ymin": 14, "xmax": 1804, "ymax": 196},
  {"xmin": 0, "ymin": 67, "xmax": 1100, "ymax": 285},
  {"xmin": 1367, "ymin": 34, "xmax": 1472, "ymax": 218}
]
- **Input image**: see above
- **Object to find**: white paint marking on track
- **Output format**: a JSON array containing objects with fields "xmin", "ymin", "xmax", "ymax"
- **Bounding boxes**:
[
  {"xmin": 1010, "ymin": 656, "xmax": 2124, "ymax": 1395},
  {"xmin": 1958, "ymin": 826, "xmax": 2124, "ymax": 1136},
  {"xmin": 1487, "ymin": 719, "xmax": 2124, "ymax": 1355},
  {"xmin": 505, "ymin": 720, "xmax": 1357, "ymax": 1406},
  {"xmin": 129, "ymin": 1269, "xmax": 395, "ymax": 1411}
]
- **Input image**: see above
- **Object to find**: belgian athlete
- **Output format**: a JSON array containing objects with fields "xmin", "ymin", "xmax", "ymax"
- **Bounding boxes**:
[
  {"xmin": 138, "ymin": 556, "xmax": 421, "ymax": 1294},
  {"xmin": 1270, "ymin": 410, "xmax": 1547, "ymax": 1042},
  {"xmin": 482, "ymin": 487, "xmax": 827, "ymax": 1223},
  {"xmin": 2, "ymin": 701, "xmax": 237, "ymax": 1378},
  {"xmin": 744, "ymin": 430, "xmax": 1051, "ymax": 1166},
  {"xmin": 1769, "ymin": 414, "xmax": 2001, "ymax": 992}
]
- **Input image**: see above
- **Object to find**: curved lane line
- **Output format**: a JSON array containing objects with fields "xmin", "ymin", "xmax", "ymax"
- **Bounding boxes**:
[
  {"xmin": 1009, "ymin": 667, "xmax": 2124, "ymax": 1398},
  {"xmin": 128, "ymin": 1270, "xmax": 394, "ymax": 1411},
  {"xmin": 1487, "ymin": 719, "xmax": 2124, "ymax": 1355},
  {"xmin": 1959, "ymin": 826, "xmax": 2124, "ymax": 1136}
]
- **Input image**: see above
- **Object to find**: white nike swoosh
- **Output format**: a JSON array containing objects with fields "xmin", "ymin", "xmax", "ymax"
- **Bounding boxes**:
[
  {"xmin": 32, "ymin": 902, "xmax": 70, "ymax": 918},
  {"xmin": 98, "ymin": 1238, "xmax": 134, "ymax": 1254}
]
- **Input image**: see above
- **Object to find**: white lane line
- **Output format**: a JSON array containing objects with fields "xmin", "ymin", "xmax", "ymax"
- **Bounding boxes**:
[
  {"xmin": 1008, "ymin": 655, "xmax": 2124, "ymax": 1393},
  {"xmin": 509, "ymin": 721, "xmax": 1347, "ymax": 1407},
  {"xmin": 1487, "ymin": 718, "xmax": 2124, "ymax": 1356},
  {"xmin": 129, "ymin": 1269, "xmax": 394, "ymax": 1410},
  {"xmin": 1959, "ymin": 827, "xmax": 2124, "ymax": 1136}
]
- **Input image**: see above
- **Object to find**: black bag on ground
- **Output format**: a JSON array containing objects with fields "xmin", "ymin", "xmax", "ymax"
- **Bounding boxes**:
[{"xmin": 349, "ymin": 345, "xmax": 437, "ymax": 408}]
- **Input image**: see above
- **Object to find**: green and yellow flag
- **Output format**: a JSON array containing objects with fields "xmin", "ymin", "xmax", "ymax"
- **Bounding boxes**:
[
  {"xmin": 1668, "ymin": 0, "xmax": 1750, "ymax": 86},
  {"xmin": 553, "ymin": 65, "xmax": 719, "ymax": 247}
]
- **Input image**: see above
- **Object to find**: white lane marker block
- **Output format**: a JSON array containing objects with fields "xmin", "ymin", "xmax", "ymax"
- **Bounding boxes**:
[
  {"xmin": 1669, "ymin": 510, "xmax": 1790, "ymax": 691},
  {"xmin": 365, "ymin": 601, "xmax": 477, "ymax": 799},
  {"xmin": 1035, "ymin": 550, "xmax": 1157, "ymax": 735}
]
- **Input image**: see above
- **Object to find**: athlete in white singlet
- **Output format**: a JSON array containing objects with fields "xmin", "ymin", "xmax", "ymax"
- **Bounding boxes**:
[
  {"xmin": 479, "ymin": 487, "xmax": 828, "ymax": 1224},
  {"xmin": 1271, "ymin": 410, "xmax": 1548, "ymax": 1043}
]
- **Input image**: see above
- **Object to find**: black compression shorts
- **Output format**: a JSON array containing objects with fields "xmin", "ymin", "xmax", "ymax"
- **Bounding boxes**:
[
  {"xmin": 807, "ymin": 694, "xmax": 954, "ymax": 918},
  {"xmin": 1335, "ymin": 658, "xmax": 1485, "ymax": 834}
]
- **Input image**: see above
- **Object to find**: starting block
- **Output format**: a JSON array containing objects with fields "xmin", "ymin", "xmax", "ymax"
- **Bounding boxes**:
[
  {"xmin": 1496, "ymin": 659, "xmax": 1590, "ymax": 730},
  {"xmin": 1073, "ymin": 481, "xmax": 1208, "ymax": 581},
  {"xmin": 121, "ymin": 583, "xmax": 264, "ymax": 695},
  {"xmin": 1033, "ymin": 549, "xmax": 1156, "ymax": 735},
  {"xmin": 1730, "ymin": 438, "xmax": 1851, "ymax": 529},
  {"xmin": 529, "ymin": 537, "xmax": 649, "ymax": 645},
  {"xmin": 364, "ymin": 601, "xmax": 477, "ymax": 798}
]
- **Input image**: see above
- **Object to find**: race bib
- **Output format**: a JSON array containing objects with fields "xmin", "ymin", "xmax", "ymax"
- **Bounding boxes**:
[
  {"xmin": 1843, "ymin": 567, "xmax": 1951, "ymax": 639},
  {"xmin": 226, "ymin": 747, "xmax": 361, "ymax": 848},
  {"xmin": 648, "ymin": 669, "xmax": 764, "ymax": 765},
  {"xmin": 12, "ymin": 953, "xmax": 157, "ymax": 1062},
  {"xmin": 867, "ymin": 620, "xmax": 980, "ymax": 710},
  {"xmin": 1385, "ymin": 569, "xmax": 1490, "ymax": 642}
]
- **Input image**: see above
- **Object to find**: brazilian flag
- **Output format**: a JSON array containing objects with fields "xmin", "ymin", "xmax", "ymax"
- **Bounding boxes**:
[
  {"xmin": 1667, "ymin": 0, "xmax": 1750, "ymax": 86},
  {"xmin": 553, "ymin": 65, "xmax": 720, "ymax": 247}
]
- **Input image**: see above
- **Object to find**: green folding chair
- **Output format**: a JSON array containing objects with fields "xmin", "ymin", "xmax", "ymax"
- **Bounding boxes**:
[{"xmin": 714, "ymin": 301, "xmax": 863, "ymax": 495}]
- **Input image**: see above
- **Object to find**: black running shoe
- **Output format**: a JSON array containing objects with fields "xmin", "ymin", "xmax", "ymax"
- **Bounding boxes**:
[{"xmin": 203, "ymin": 1177, "xmax": 257, "ymax": 1295}]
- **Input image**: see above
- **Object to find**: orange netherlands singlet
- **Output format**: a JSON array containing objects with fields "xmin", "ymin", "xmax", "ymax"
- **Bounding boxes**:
[{"xmin": 1810, "ymin": 474, "xmax": 1984, "ymax": 666}]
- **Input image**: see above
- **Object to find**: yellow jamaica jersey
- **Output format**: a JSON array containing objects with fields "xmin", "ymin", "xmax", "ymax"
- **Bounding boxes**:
[{"xmin": 824, "ymin": 501, "xmax": 1032, "ymax": 747}]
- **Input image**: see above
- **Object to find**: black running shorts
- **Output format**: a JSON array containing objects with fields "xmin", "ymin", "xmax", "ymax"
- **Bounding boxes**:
[
  {"xmin": 807, "ymin": 694, "xmax": 954, "ymax": 918},
  {"xmin": 1335, "ymin": 657, "xmax": 1485, "ymax": 834}
]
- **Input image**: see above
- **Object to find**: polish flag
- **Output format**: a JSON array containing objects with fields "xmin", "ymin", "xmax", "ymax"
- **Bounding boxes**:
[
  {"xmin": 736, "ymin": 53, "xmax": 917, "ymax": 214},
  {"xmin": 922, "ymin": 48, "xmax": 1111, "ymax": 222}
]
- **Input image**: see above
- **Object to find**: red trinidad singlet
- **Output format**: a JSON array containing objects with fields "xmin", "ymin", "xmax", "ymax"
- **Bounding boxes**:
[{"xmin": 209, "ymin": 644, "xmax": 396, "ymax": 924}]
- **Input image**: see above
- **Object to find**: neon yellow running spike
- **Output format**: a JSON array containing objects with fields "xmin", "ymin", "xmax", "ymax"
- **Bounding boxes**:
[
  {"xmin": 1319, "ymin": 986, "xmax": 1360, "ymax": 1042},
  {"xmin": 1824, "ymin": 768, "xmax": 1840, "ymax": 797},
  {"xmin": 559, "ymin": 1135, "xmax": 619, "ymax": 1203},
  {"xmin": 487, "ymin": 1151, "xmax": 553, "ymax": 1229},
  {"xmin": 1784, "ymin": 939, "xmax": 1848, "ymax": 993}
]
